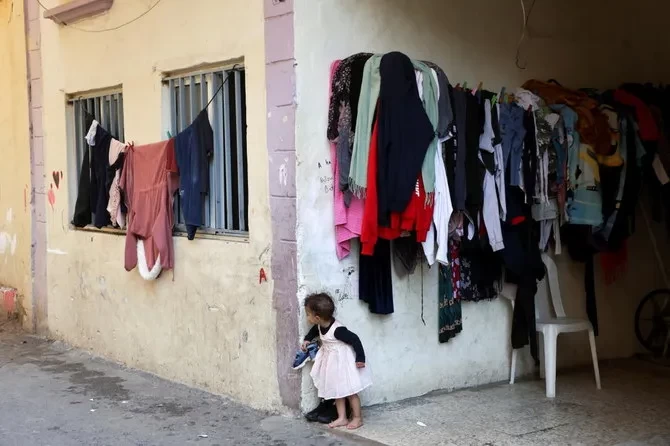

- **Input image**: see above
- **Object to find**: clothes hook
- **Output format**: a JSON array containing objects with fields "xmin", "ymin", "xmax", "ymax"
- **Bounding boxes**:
[{"xmin": 473, "ymin": 81, "xmax": 483, "ymax": 95}]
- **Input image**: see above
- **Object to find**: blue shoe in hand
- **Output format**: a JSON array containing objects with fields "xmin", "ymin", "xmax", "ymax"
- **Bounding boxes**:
[
  {"xmin": 306, "ymin": 342, "xmax": 319, "ymax": 360},
  {"xmin": 292, "ymin": 342, "xmax": 319, "ymax": 370}
]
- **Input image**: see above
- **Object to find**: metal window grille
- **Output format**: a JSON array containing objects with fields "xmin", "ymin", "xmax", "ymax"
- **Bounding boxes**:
[
  {"xmin": 69, "ymin": 92, "xmax": 125, "ymax": 225},
  {"xmin": 167, "ymin": 67, "xmax": 248, "ymax": 234}
]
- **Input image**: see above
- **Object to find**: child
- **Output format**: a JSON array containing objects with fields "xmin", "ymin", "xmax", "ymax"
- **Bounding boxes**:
[{"xmin": 302, "ymin": 293, "xmax": 372, "ymax": 429}]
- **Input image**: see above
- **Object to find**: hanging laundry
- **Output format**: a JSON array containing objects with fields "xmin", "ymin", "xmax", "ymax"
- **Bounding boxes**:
[
  {"xmin": 438, "ymin": 242, "xmax": 462, "ymax": 343},
  {"xmin": 376, "ymin": 52, "xmax": 436, "ymax": 226},
  {"xmin": 85, "ymin": 120, "xmax": 99, "ymax": 146},
  {"xmin": 479, "ymin": 97, "xmax": 504, "ymax": 252},
  {"xmin": 393, "ymin": 235, "xmax": 422, "ymax": 276},
  {"xmin": 451, "ymin": 87, "xmax": 468, "ymax": 210},
  {"xmin": 521, "ymin": 107, "xmax": 538, "ymax": 206},
  {"xmin": 327, "ymin": 53, "xmax": 373, "ymax": 142},
  {"xmin": 72, "ymin": 116, "xmax": 96, "ymax": 227},
  {"xmin": 491, "ymin": 102, "xmax": 507, "ymax": 221},
  {"xmin": 359, "ymin": 238, "xmax": 393, "ymax": 315},
  {"xmin": 120, "ymin": 139, "xmax": 179, "ymax": 273},
  {"xmin": 613, "ymin": 88, "xmax": 660, "ymax": 142},
  {"xmin": 106, "ymin": 138, "xmax": 127, "ymax": 228},
  {"xmin": 90, "ymin": 126, "xmax": 113, "ymax": 228},
  {"xmin": 174, "ymin": 110, "xmax": 214, "ymax": 240},
  {"xmin": 422, "ymin": 144, "xmax": 453, "ymax": 266},
  {"xmin": 359, "ymin": 116, "xmax": 433, "ymax": 256},
  {"xmin": 329, "ymin": 60, "xmax": 364, "ymax": 260},
  {"xmin": 424, "ymin": 62, "xmax": 454, "ymax": 139},
  {"xmin": 458, "ymin": 244, "xmax": 499, "ymax": 302},
  {"xmin": 464, "ymin": 92, "xmax": 485, "ymax": 223},
  {"xmin": 328, "ymin": 53, "xmax": 373, "ymax": 199},
  {"xmin": 522, "ymin": 80, "xmax": 613, "ymax": 162},
  {"xmin": 349, "ymin": 54, "xmax": 383, "ymax": 195},
  {"xmin": 498, "ymin": 102, "xmax": 526, "ymax": 188},
  {"xmin": 414, "ymin": 60, "xmax": 439, "ymax": 195}
]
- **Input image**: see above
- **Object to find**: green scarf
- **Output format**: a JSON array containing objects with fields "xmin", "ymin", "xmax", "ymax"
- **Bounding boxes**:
[{"xmin": 349, "ymin": 55, "xmax": 382, "ymax": 196}]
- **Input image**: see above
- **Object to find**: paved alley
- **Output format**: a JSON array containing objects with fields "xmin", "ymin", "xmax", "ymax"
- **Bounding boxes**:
[
  {"xmin": 3, "ymin": 324, "xmax": 670, "ymax": 446},
  {"xmin": 0, "ymin": 330, "xmax": 370, "ymax": 446},
  {"xmin": 354, "ymin": 358, "xmax": 670, "ymax": 446}
]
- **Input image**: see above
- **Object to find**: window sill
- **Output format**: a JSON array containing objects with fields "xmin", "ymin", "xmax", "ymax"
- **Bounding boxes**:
[
  {"xmin": 44, "ymin": 0, "xmax": 114, "ymax": 25},
  {"xmin": 70, "ymin": 225, "xmax": 249, "ymax": 243}
]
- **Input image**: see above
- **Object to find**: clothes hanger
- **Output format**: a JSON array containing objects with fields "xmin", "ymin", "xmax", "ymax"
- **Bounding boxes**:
[
  {"xmin": 472, "ymin": 81, "xmax": 483, "ymax": 96},
  {"xmin": 492, "ymin": 86, "xmax": 505, "ymax": 107}
]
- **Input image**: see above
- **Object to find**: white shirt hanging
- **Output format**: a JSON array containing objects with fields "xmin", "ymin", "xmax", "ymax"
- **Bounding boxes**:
[{"xmin": 85, "ymin": 120, "xmax": 99, "ymax": 146}]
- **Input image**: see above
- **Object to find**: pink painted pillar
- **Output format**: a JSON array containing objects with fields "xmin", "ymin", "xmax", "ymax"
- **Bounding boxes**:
[
  {"xmin": 264, "ymin": 0, "xmax": 300, "ymax": 409},
  {"xmin": 24, "ymin": 0, "xmax": 48, "ymax": 334}
]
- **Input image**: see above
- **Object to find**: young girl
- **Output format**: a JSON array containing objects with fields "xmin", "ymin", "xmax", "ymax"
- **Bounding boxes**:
[{"xmin": 302, "ymin": 293, "xmax": 372, "ymax": 429}]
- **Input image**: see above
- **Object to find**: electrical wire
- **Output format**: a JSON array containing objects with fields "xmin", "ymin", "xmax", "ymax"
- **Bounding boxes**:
[
  {"xmin": 36, "ymin": 0, "xmax": 163, "ymax": 33},
  {"xmin": 515, "ymin": 0, "xmax": 538, "ymax": 70}
]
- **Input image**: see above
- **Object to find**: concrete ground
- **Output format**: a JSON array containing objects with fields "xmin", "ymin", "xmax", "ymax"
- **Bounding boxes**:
[
  {"xmin": 2, "ymin": 323, "xmax": 669, "ymax": 446},
  {"xmin": 0, "ymin": 328, "xmax": 371, "ymax": 446},
  {"xmin": 354, "ymin": 358, "xmax": 670, "ymax": 446}
]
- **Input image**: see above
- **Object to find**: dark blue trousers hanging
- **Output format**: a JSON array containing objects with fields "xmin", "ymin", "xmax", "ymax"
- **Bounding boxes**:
[{"xmin": 174, "ymin": 110, "xmax": 214, "ymax": 239}]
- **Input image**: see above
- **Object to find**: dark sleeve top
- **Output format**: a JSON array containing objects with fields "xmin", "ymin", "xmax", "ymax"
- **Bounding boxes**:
[{"xmin": 304, "ymin": 323, "xmax": 366, "ymax": 363}]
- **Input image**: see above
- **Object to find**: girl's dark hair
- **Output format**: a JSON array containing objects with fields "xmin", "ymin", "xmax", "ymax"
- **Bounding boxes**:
[{"xmin": 304, "ymin": 293, "xmax": 335, "ymax": 320}]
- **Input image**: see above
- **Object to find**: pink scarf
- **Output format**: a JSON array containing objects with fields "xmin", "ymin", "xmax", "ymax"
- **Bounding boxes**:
[{"xmin": 329, "ymin": 60, "xmax": 364, "ymax": 259}]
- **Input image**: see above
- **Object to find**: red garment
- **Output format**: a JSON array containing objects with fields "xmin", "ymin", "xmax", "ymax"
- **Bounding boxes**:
[
  {"xmin": 379, "ymin": 177, "xmax": 433, "ymax": 243},
  {"xmin": 120, "ymin": 139, "xmax": 179, "ymax": 272},
  {"xmin": 360, "ymin": 119, "xmax": 434, "ymax": 255},
  {"xmin": 360, "ymin": 120, "xmax": 382, "ymax": 256},
  {"xmin": 613, "ymin": 89, "xmax": 660, "ymax": 142},
  {"xmin": 601, "ymin": 240, "xmax": 628, "ymax": 285},
  {"xmin": 510, "ymin": 216, "xmax": 526, "ymax": 225}
]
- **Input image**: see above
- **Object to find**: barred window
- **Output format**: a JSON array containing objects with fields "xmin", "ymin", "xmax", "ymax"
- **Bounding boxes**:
[
  {"xmin": 166, "ymin": 65, "xmax": 249, "ymax": 235},
  {"xmin": 68, "ymin": 90, "xmax": 125, "ymax": 226}
]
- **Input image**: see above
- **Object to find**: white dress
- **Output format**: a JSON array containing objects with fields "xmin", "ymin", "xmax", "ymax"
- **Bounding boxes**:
[{"xmin": 310, "ymin": 321, "xmax": 372, "ymax": 400}]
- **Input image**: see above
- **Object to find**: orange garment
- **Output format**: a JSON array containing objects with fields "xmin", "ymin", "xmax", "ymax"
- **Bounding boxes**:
[
  {"xmin": 522, "ymin": 80, "xmax": 613, "ymax": 162},
  {"xmin": 360, "ymin": 119, "xmax": 434, "ymax": 255},
  {"xmin": 120, "ymin": 139, "xmax": 179, "ymax": 272}
]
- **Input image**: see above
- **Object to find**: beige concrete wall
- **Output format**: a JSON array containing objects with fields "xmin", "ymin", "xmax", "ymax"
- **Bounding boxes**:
[
  {"xmin": 294, "ymin": 0, "xmax": 670, "ymax": 408},
  {"xmin": 39, "ymin": 0, "xmax": 280, "ymax": 409},
  {"xmin": 0, "ymin": 0, "xmax": 33, "ymax": 325}
]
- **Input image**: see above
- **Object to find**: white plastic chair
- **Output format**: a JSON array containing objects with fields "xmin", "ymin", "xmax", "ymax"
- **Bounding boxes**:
[{"xmin": 500, "ymin": 253, "xmax": 601, "ymax": 398}]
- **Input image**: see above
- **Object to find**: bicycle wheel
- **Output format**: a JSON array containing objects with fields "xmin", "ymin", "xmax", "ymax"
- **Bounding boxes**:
[{"xmin": 635, "ymin": 288, "xmax": 670, "ymax": 354}]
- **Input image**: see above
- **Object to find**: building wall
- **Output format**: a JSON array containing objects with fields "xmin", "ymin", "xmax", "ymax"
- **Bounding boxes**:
[
  {"xmin": 293, "ymin": 0, "xmax": 670, "ymax": 408},
  {"xmin": 38, "ymin": 0, "xmax": 281, "ymax": 410},
  {"xmin": 0, "ymin": 0, "xmax": 33, "ymax": 326}
]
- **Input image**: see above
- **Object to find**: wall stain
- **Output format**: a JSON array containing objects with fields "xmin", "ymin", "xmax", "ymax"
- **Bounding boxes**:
[{"xmin": 48, "ymin": 183, "xmax": 56, "ymax": 209}]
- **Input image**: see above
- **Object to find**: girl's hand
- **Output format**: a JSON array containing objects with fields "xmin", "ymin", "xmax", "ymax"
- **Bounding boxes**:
[
  {"xmin": 356, "ymin": 362, "xmax": 366, "ymax": 368},
  {"xmin": 301, "ymin": 340, "xmax": 310, "ymax": 352}
]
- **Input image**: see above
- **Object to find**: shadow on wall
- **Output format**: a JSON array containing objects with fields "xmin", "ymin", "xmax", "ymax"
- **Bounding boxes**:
[{"xmin": 355, "ymin": 0, "xmax": 670, "ymax": 87}]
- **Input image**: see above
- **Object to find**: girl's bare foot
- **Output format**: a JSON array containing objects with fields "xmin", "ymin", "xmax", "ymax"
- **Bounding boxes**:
[
  {"xmin": 328, "ymin": 418, "xmax": 349, "ymax": 428},
  {"xmin": 346, "ymin": 417, "xmax": 363, "ymax": 430}
]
